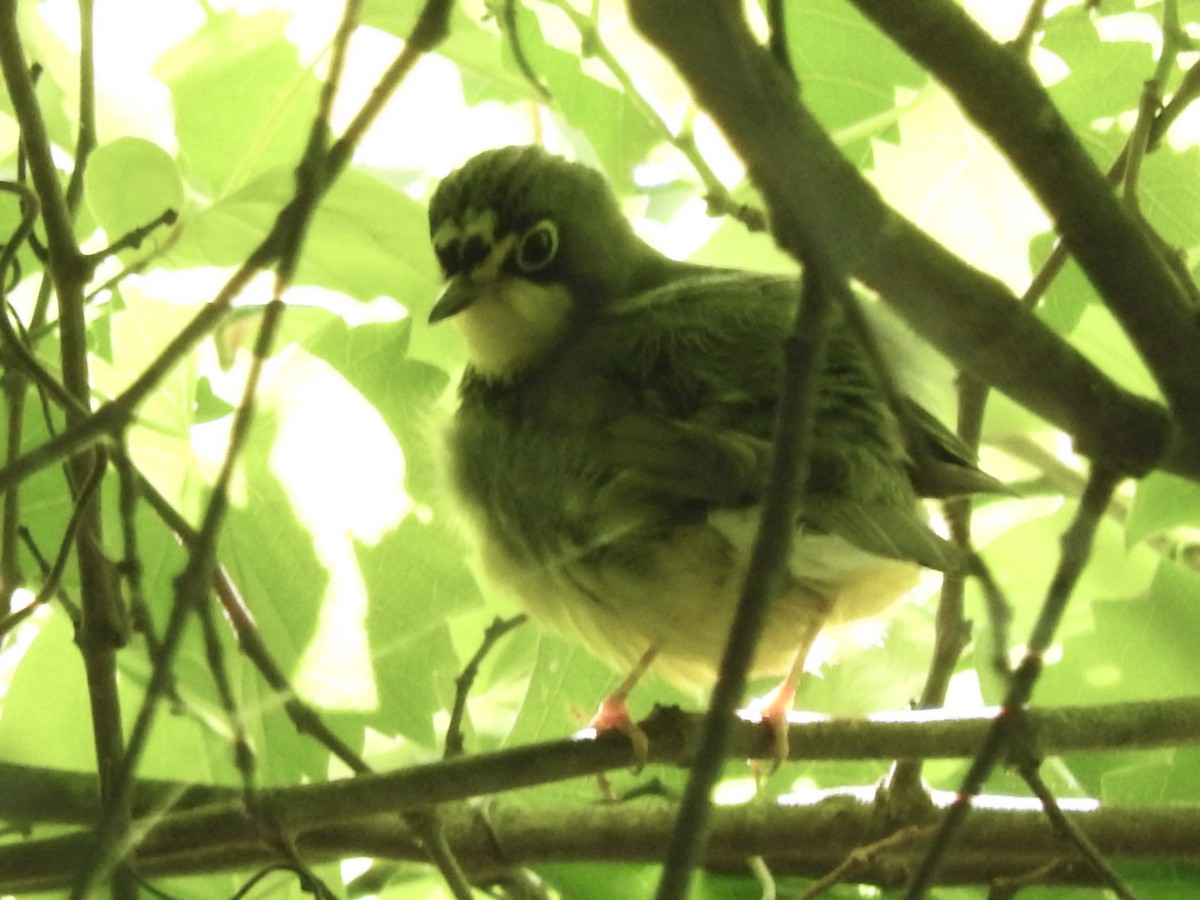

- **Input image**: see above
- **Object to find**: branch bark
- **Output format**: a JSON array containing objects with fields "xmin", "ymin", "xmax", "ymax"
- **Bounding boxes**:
[
  {"xmin": 4, "ymin": 794, "xmax": 1200, "ymax": 895},
  {"xmin": 4, "ymin": 698, "xmax": 1200, "ymax": 826},
  {"xmin": 845, "ymin": 0, "xmax": 1200, "ymax": 450},
  {"xmin": 625, "ymin": 0, "xmax": 1182, "ymax": 480}
]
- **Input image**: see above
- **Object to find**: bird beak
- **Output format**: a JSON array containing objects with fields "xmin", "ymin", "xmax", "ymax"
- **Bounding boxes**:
[{"xmin": 429, "ymin": 274, "xmax": 479, "ymax": 324}]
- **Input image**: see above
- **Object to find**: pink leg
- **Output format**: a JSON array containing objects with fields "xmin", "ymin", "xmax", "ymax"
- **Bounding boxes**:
[
  {"xmin": 746, "ymin": 617, "xmax": 824, "ymax": 772},
  {"xmin": 588, "ymin": 646, "xmax": 658, "ymax": 769}
]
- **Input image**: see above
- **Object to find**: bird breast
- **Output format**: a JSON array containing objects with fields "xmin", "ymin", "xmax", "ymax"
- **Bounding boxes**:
[{"xmin": 452, "ymin": 277, "xmax": 574, "ymax": 381}]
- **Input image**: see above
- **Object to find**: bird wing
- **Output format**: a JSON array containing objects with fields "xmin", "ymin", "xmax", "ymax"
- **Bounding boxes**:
[{"xmin": 562, "ymin": 270, "xmax": 967, "ymax": 573}]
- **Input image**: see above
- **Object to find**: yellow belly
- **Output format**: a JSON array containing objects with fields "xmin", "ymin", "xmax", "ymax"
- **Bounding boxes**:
[{"xmin": 474, "ymin": 506, "xmax": 920, "ymax": 691}]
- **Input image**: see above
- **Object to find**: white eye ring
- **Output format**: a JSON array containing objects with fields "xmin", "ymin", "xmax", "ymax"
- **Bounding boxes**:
[{"xmin": 516, "ymin": 220, "xmax": 558, "ymax": 272}]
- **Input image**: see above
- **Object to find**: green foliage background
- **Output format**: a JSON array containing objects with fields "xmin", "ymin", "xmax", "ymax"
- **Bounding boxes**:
[{"xmin": 2, "ymin": 0, "xmax": 1200, "ymax": 897}]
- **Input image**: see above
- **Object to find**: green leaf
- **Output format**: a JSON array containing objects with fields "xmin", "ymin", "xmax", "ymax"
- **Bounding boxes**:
[
  {"xmin": 169, "ymin": 166, "xmax": 440, "ymax": 306},
  {"xmin": 362, "ymin": 0, "xmax": 539, "ymax": 104},
  {"xmin": 85, "ymin": 137, "xmax": 183, "ymax": 252},
  {"xmin": 304, "ymin": 315, "xmax": 451, "ymax": 501},
  {"xmin": 1030, "ymin": 231, "xmax": 1090, "ymax": 335},
  {"xmin": 157, "ymin": 10, "xmax": 320, "ymax": 196},
  {"xmin": 0, "ymin": 609, "xmax": 103, "ymax": 771},
  {"xmin": 1043, "ymin": 8, "xmax": 1153, "ymax": 128},
  {"xmin": 359, "ymin": 518, "xmax": 481, "ymax": 747},
  {"xmin": 1035, "ymin": 560, "xmax": 1200, "ymax": 708},
  {"xmin": 194, "ymin": 375, "xmax": 235, "ymax": 423},
  {"xmin": 1127, "ymin": 472, "xmax": 1200, "ymax": 548},
  {"xmin": 783, "ymin": 0, "xmax": 928, "ymax": 165},
  {"xmin": 506, "ymin": 4, "xmax": 663, "ymax": 186},
  {"xmin": 301, "ymin": 315, "xmax": 483, "ymax": 744},
  {"xmin": 221, "ymin": 413, "xmax": 329, "ymax": 696}
]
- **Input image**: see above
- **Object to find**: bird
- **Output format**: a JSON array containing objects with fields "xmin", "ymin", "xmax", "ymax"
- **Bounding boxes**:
[{"xmin": 426, "ymin": 145, "xmax": 993, "ymax": 753}]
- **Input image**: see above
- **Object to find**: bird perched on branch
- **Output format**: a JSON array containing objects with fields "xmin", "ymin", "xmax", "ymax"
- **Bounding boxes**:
[{"xmin": 427, "ymin": 145, "xmax": 993, "ymax": 750}]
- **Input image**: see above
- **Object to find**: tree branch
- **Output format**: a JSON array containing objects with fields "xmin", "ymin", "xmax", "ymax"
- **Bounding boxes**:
[
  {"xmin": 625, "ymin": 0, "xmax": 1180, "ymax": 481},
  {"xmin": 843, "ymin": 0, "xmax": 1200, "ymax": 456},
  {"xmin": 4, "ymin": 698, "xmax": 1200, "ymax": 828},
  {"xmin": 5, "ymin": 793, "xmax": 1200, "ymax": 895}
]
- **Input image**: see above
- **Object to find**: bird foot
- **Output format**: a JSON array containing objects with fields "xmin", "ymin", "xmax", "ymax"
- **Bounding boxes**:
[
  {"xmin": 587, "ymin": 693, "xmax": 650, "ymax": 773},
  {"xmin": 745, "ymin": 680, "xmax": 796, "ymax": 775}
]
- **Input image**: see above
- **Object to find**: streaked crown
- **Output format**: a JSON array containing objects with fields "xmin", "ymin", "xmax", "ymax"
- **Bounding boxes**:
[{"xmin": 428, "ymin": 146, "xmax": 653, "ymax": 305}]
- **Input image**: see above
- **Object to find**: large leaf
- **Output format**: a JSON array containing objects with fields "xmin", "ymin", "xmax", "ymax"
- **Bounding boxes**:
[
  {"xmin": 157, "ymin": 10, "xmax": 321, "ymax": 197},
  {"xmin": 168, "ymin": 166, "xmax": 440, "ymax": 308}
]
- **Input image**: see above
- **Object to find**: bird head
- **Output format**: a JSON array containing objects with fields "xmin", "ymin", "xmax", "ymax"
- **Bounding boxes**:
[{"xmin": 427, "ymin": 146, "xmax": 670, "ymax": 381}]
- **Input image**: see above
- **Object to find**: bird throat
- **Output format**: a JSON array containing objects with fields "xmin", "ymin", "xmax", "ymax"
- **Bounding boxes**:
[{"xmin": 454, "ymin": 277, "xmax": 574, "ymax": 382}]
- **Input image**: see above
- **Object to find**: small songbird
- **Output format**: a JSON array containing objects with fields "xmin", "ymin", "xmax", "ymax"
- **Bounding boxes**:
[{"xmin": 427, "ymin": 145, "xmax": 990, "ymax": 743}]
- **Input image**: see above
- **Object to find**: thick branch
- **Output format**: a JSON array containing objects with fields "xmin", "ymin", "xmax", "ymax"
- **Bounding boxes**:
[
  {"xmin": 625, "ymin": 0, "xmax": 1180, "ymax": 480},
  {"xmin": 4, "ymin": 698, "xmax": 1200, "ymax": 827},
  {"xmin": 845, "ymin": 0, "xmax": 1200, "ymax": 449},
  {"xmin": 4, "ymin": 797, "xmax": 1200, "ymax": 895}
]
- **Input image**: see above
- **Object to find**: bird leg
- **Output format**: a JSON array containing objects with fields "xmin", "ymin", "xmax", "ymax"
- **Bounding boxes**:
[
  {"xmin": 587, "ymin": 645, "xmax": 658, "ymax": 771},
  {"xmin": 746, "ymin": 615, "xmax": 826, "ymax": 774}
]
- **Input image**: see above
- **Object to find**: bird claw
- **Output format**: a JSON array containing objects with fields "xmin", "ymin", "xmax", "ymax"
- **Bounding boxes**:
[
  {"xmin": 745, "ymin": 680, "xmax": 796, "ymax": 776},
  {"xmin": 588, "ymin": 694, "xmax": 650, "ymax": 773}
]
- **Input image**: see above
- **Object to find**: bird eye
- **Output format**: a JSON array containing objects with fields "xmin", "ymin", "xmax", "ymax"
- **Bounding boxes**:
[{"xmin": 516, "ymin": 220, "xmax": 558, "ymax": 273}]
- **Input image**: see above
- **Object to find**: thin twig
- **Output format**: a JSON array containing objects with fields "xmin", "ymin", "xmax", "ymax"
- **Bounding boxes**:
[
  {"xmin": 766, "ymin": 0, "xmax": 795, "ymax": 83},
  {"xmin": 195, "ymin": 595, "xmax": 258, "ymax": 792},
  {"xmin": 16, "ymin": 526, "xmax": 81, "ymax": 621},
  {"xmin": 0, "ymin": 179, "xmax": 42, "ymax": 614},
  {"xmin": 0, "ymin": 449, "xmax": 104, "ymax": 638},
  {"xmin": 1016, "ymin": 762, "xmax": 1139, "ymax": 900},
  {"xmin": 1011, "ymin": 0, "xmax": 1048, "ymax": 56},
  {"xmin": 903, "ymin": 466, "xmax": 1121, "ymax": 897},
  {"xmin": 83, "ymin": 208, "xmax": 179, "ymax": 264},
  {"xmin": 0, "ymin": 5, "xmax": 138, "ymax": 897},
  {"xmin": 445, "ymin": 614, "xmax": 529, "ymax": 759},
  {"xmin": 792, "ymin": 825, "xmax": 935, "ymax": 900},
  {"xmin": 656, "ymin": 270, "xmax": 834, "ymax": 900},
  {"xmin": 499, "ymin": 0, "xmax": 552, "ymax": 100},
  {"xmin": 541, "ymin": 0, "xmax": 767, "ymax": 231}
]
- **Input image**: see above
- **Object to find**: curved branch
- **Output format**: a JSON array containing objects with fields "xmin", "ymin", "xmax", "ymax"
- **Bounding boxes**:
[
  {"xmin": 842, "ymin": 0, "xmax": 1200, "ymax": 455},
  {"xmin": 625, "ymin": 0, "xmax": 1180, "ymax": 480},
  {"xmin": 4, "ymin": 697, "xmax": 1200, "ymax": 827},
  {"xmin": 4, "ymin": 794, "xmax": 1200, "ymax": 895}
]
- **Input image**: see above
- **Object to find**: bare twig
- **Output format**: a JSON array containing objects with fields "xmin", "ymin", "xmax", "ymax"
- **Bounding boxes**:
[
  {"xmin": 792, "ymin": 825, "xmax": 935, "ymax": 900},
  {"xmin": 6, "ymin": 784, "xmax": 1200, "ymax": 895},
  {"xmin": 0, "ymin": 5, "xmax": 138, "ymax": 897},
  {"xmin": 1016, "ymin": 762, "xmax": 1138, "ymax": 900},
  {"xmin": 498, "ymin": 0, "xmax": 552, "ymax": 100},
  {"xmin": 0, "ymin": 179, "xmax": 42, "ymax": 614},
  {"xmin": 657, "ymin": 270, "xmax": 833, "ymax": 900},
  {"xmin": 445, "ymin": 614, "xmax": 529, "ymax": 759},
  {"xmin": 903, "ymin": 466, "xmax": 1121, "ymax": 897},
  {"xmin": 5, "ymin": 696, "xmax": 1200, "ymax": 828},
  {"xmin": 83, "ymin": 208, "xmax": 179, "ymax": 264},
  {"xmin": 1011, "ymin": 0, "xmax": 1049, "ymax": 56},
  {"xmin": 195, "ymin": 596, "xmax": 258, "ymax": 792},
  {"xmin": 0, "ymin": 449, "xmax": 104, "ymax": 638},
  {"xmin": 543, "ymin": 0, "xmax": 767, "ymax": 231},
  {"xmin": 765, "ymin": 0, "xmax": 795, "ymax": 83},
  {"xmin": 16, "ymin": 527, "xmax": 81, "ymax": 621}
]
